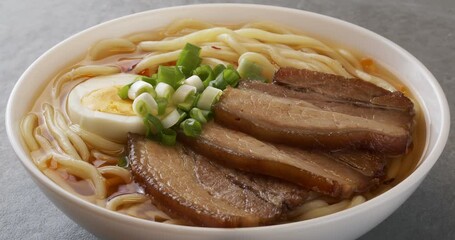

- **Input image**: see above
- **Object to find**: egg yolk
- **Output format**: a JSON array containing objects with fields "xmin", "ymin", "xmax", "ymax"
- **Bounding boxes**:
[{"xmin": 81, "ymin": 86, "xmax": 135, "ymax": 116}]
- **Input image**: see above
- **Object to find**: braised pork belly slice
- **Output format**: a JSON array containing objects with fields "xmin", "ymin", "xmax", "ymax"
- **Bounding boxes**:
[
  {"xmin": 325, "ymin": 150, "xmax": 386, "ymax": 178},
  {"xmin": 239, "ymin": 81, "xmax": 414, "ymax": 130},
  {"xmin": 273, "ymin": 68, "xmax": 414, "ymax": 113},
  {"xmin": 127, "ymin": 134, "xmax": 309, "ymax": 228},
  {"xmin": 214, "ymin": 87, "xmax": 411, "ymax": 155},
  {"xmin": 180, "ymin": 123, "xmax": 380, "ymax": 198}
]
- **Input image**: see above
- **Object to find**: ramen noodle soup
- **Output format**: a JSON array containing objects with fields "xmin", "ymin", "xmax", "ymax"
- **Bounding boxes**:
[{"xmin": 19, "ymin": 19, "xmax": 425, "ymax": 227}]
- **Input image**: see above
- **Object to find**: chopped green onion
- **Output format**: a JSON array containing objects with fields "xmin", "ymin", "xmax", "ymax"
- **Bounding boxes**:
[
  {"xmin": 193, "ymin": 65, "xmax": 215, "ymax": 87},
  {"xmin": 176, "ymin": 110, "xmax": 188, "ymax": 125},
  {"xmin": 162, "ymin": 105, "xmax": 176, "ymax": 116},
  {"xmin": 193, "ymin": 93, "xmax": 201, "ymax": 106},
  {"xmin": 177, "ymin": 102, "xmax": 193, "ymax": 112},
  {"xmin": 134, "ymin": 100, "xmax": 148, "ymax": 117},
  {"xmin": 209, "ymin": 67, "xmax": 241, "ymax": 90},
  {"xmin": 200, "ymin": 110, "xmax": 213, "ymax": 120},
  {"xmin": 222, "ymin": 68, "xmax": 241, "ymax": 87},
  {"xmin": 136, "ymin": 44, "xmax": 241, "ymax": 144},
  {"xmin": 160, "ymin": 128, "xmax": 177, "ymax": 146},
  {"xmin": 172, "ymin": 84, "xmax": 197, "ymax": 104},
  {"xmin": 141, "ymin": 75, "xmax": 157, "ymax": 86},
  {"xmin": 157, "ymin": 66, "xmax": 185, "ymax": 89},
  {"xmin": 161, "ymin": 108, "xmax": 180, "ymax": 128},
  {"xmin": 213, "ymin": 64, "xmax": 226, "ymax": 77},
  {"xmin": 237, "ymin": 52, "xmax": 275, "ymax": 82},
  {"xmin": 117, "ymin": 156, "xmax": 129, "ymax": 168},
  {"xmin": 128, "ymin": 81, "xmax": 156, "ymax": 100},
  {"xmin": 226, "ymin": 64, "xmax": 236, "ymax": 70},
  {"xmin": 189, "ymin": 108, "xmax": 207, "ymax": 124},
  {"xmin": 177, "ymin": 43, "xmax": 202, "ymax": 77},
  {"xmin": 237, "ymin": 60, "xmax": 267, "ymax": 82},
  {"xmin": 156, "ymin": 97, "xmax": 168, "ymax": 116},
  {"xmin": 209, "ymin": 73, "xmax": 229, "ymax": 90},
  {"xmin": 180, "ymin": 118, "xmax": 202, "ymax": 137},
  {"xmin": 177, "ymin": 93, "xmax": 198, "ymax": 111},
  {"xmin": 155, "ymin": 82, "xmax": 175, "ymax": 99},
  {"xmin": 184, "ymin": 75, "xmax": 204, "ymax": 92},
  {"xmin": 118, "ymin": 83, "xmax": 132, "ymax": 100},
  {"xmin": 197, "ymin": 86, "xmax": 223, "ymax": 110},
  {"xmin": 143, "ymin": 114, "xmax": 163, "ymax": 139},
  {"xmin": 132, "ymin": 93, "xmax": 158, "ymax": 116}
]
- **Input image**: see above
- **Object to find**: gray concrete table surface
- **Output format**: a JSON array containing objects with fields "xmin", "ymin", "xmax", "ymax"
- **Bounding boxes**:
[{"xmin": 1, "ymin": 0, "xmax": 454, "ymax": 239}]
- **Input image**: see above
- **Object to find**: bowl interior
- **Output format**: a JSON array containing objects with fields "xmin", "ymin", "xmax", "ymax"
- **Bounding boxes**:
[{"xmin": 5, "ymin": 3, "xmax": 450, "ymax": 239}]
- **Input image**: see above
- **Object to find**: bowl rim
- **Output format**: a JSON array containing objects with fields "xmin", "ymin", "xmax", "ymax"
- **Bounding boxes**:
[{"xmin": 5, "ymin": 3, "xmax": 451, "ymax": 233}]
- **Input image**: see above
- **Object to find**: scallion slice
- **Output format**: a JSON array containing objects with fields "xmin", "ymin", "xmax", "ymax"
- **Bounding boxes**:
[
  {"xmin": 180, "ymin": 118, "xmax": 202, "ymax": 137},
  {"xmin": 177, "ymin": 102, "xmax": 193, "ymax": 112},
  {"xmin": 157, "ymin": 65, "xmax": 185, "ymax": 89},
  {"xmin": 155, "ymin": 97, "xmax": 168, "ymax": 116},
  {"xmin": 143, "ymin": 114, "xmax": 163, "ymax": 139},
  {"xmin": 209, "ymin": 68, "xmax": 241, "ymax": 90},
  {"xmin": 118, "ymin": 82, "xmax": 133, "ymax": 100},
  {"xmin": 197, "ymin": 86, "xmax": 223, "ymax": 110},
  {"xmin": 189, "ymin": 108, "xmax": 207, "ymax": 124},
  {"xmin": 132, "ymin": 93, "xmax": 158, "ymax": 116},
  {"xmin": 213, "ymin": 64, "xmax": 226, "ymax": 77},
  {"xmin": 177, "ymin": 43, "xmax": 202, "ymax": 77},
  {"xmin": 209, "ymin": 73, "xmax": 229, "ymax": 90},
  {"xmin": 200, "ymin": 109, "xmax": 213, "ymax": 120},
  {"xmin": 222, "ymin": 68, "xmax": 241, "ymax": 87},
  {"xmin": 237, "ymin": 52, "xmax": 276, "ymax": 82},
  {"xmin": 155, "ymin": 82, "xmax": 175, "ymax": 99},
  {"xmin": 177, "ymin": 93, "xmax": 198, "ymax": 111},
  {"xmin": 161, "ymin": 108, "xmax": 181, "ymax": 129},
  {"xmin": 128, "ymin": 81, "xmax": 156, "ymax": 100},
  {"xmin": 141, "ymin": 75, "xmax": 157, "ymax": 86},
  {"xmin": 193, "ymin": 65, "xmax": 215, "ymax": 87},
  {"xmin": 172, "ymin": 84, "xmax": 197, "ymax": 104},
  {"xmin": 176, "ymin": 110, "xmax": 188, "ymax": 125},
  {"xmin": 238, "ymin": 60, "xmax": 266, "ymax": 81},
  {"xmin": 184, "ymin": 75, "xmax": 204, "ymax": 92},
  {"xmin": 160, "ymin": 128, "xmax": 177, "ymax": 146}
]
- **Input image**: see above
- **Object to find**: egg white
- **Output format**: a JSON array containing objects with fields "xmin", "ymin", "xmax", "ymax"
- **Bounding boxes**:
[{"xmin": 67, "ymin": 73, "xmax": 144, "ymax": 143}]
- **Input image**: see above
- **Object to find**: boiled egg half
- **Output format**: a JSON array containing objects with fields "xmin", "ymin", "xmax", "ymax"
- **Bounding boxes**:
[{"xmin": 67, "ymin": 73, "xmax": 144, "ymax": 143}]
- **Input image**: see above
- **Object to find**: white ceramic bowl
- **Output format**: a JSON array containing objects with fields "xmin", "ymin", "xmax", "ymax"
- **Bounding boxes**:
[{"xmin": 5, "ymin": 4, "xmax": 450, "ymax": 240}]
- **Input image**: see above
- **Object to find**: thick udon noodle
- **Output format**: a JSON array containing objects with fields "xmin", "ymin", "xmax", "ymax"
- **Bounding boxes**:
[{"xmin": 20, "ymin": 19, "xmax": 422, "ymax": 226}]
